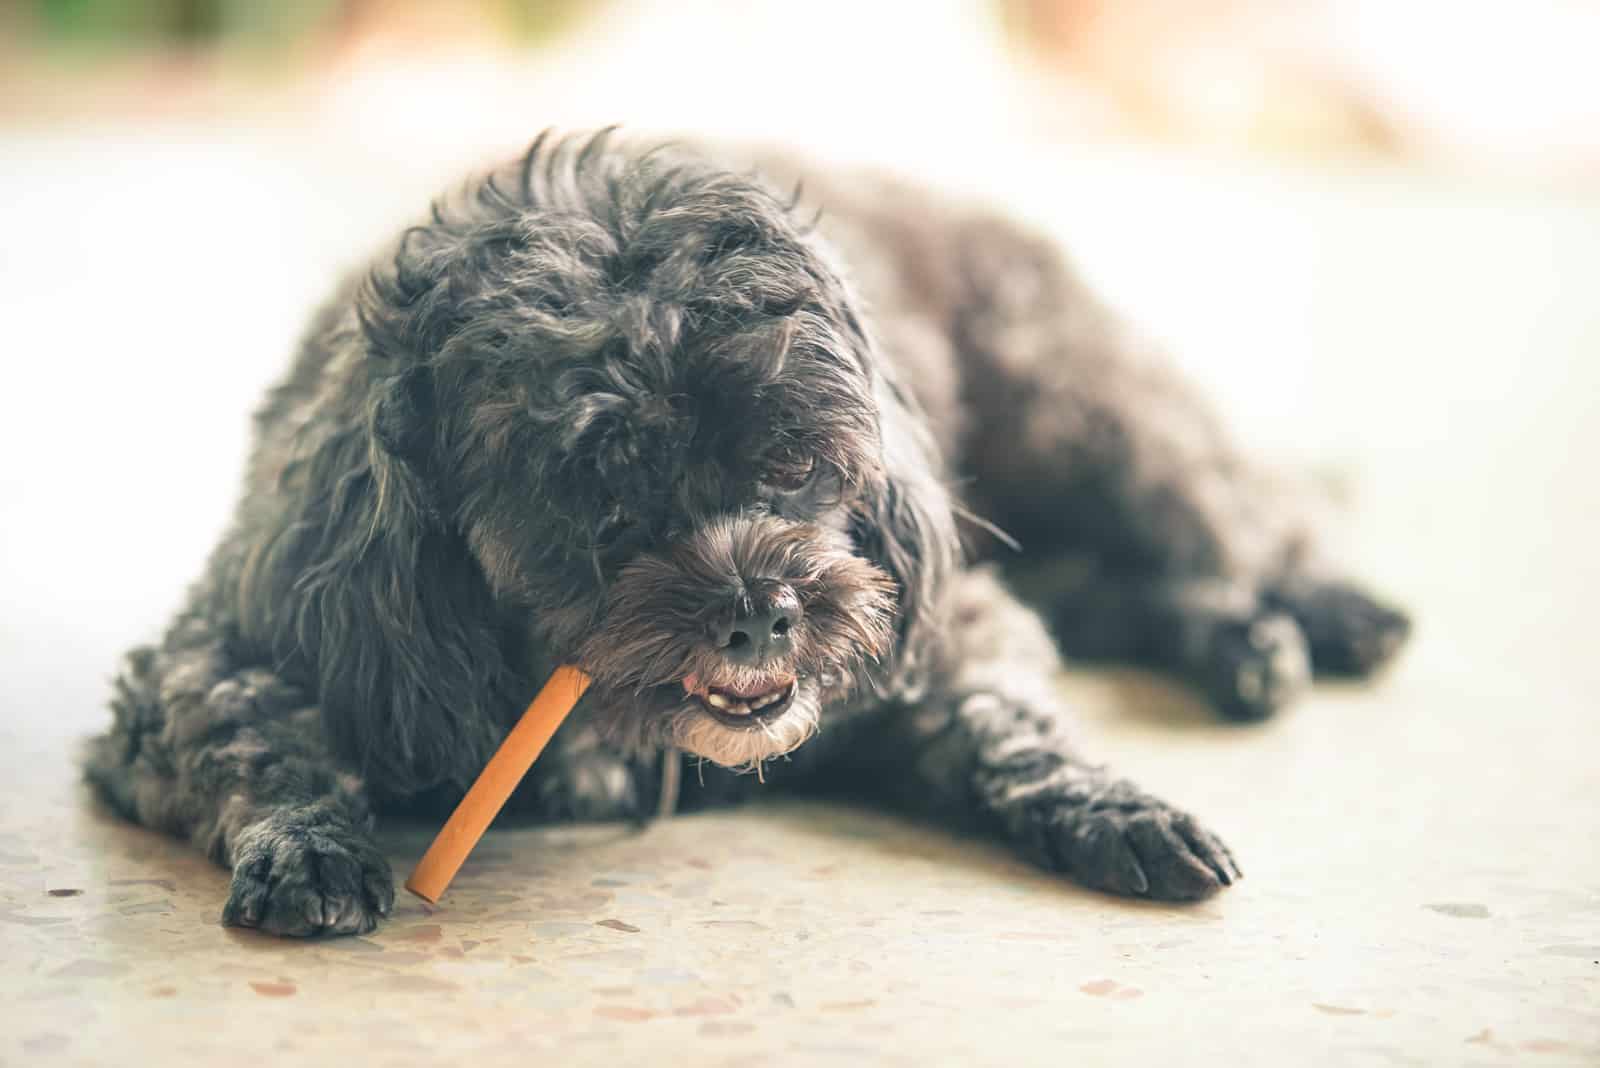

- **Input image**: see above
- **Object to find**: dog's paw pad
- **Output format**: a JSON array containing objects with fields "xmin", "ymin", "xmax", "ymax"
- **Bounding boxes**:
[
  {"xmin": 222, "ymin": 818, "xmax": 393, "ymax": 938},
  {"xmin": 1204, "ymin": 613, "xmax": 1310, "ymax": 722}
]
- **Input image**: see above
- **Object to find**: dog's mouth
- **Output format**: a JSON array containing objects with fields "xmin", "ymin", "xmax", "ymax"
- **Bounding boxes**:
[{"xmin": 681, "ymin": 672, "xmax": 799, "ymax": 728}]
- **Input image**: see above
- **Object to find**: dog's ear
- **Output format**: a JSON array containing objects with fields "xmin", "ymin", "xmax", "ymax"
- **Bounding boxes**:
[
  {"xmin": 371, "ymin": 365, "xmax": 434, "ymax": 464},
  {"xmin": 241, "ymin": 402, "xmax": 525, "ymax": 795},
  {"xmin": 852, "ymin": 372, "xmax": 962, "ymax": 698}
]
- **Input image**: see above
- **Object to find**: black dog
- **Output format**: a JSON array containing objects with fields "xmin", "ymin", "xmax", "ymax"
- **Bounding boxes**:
[{"xmin": 87, "ymin": 131, "xmax": 1409, "ymax": 936}]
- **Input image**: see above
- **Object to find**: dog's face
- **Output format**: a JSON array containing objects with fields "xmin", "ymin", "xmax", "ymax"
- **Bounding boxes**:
[
  {"xmin": 463, "ymin": 284, "xmax": 901, "ymax": 770},
  {"xmin": 363, "ymin": 142, "xmax": 946, "ymax": 770}
]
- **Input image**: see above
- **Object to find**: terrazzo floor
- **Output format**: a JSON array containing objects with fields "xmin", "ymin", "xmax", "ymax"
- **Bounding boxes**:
[{"xmin": 2, "ymin": 123, "xmax": 1597, "ymax": 1066}]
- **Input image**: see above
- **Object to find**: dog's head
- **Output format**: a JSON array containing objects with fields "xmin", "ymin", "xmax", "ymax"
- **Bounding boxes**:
[{"xmin": 357, "ymin": 134, "xmax": 957, "ymax": 771}]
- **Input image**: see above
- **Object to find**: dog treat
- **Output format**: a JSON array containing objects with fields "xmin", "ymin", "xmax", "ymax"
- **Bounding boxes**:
[{"xmin": 404, "ymin": 665, "xmax": 592, "ymax": 905}]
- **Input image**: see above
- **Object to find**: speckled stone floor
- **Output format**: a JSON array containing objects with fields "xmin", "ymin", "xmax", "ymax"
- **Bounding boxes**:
[{"xmin": 2, "ymin": 123, "xmax": 1597, "ymax": 1065}]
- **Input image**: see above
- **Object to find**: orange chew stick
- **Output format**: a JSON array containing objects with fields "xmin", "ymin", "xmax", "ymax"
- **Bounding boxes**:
[{"xmin": 404, "ymin": 665, "xmax": 591, "ymax": 905}]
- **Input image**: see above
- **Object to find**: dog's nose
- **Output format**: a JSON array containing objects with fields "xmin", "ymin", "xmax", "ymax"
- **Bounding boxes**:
[{"xmin": 714, "ymin": 581, "xmax": 802, "ymax": 664}]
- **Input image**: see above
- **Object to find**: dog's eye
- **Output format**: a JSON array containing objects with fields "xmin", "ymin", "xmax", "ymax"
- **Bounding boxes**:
[{"xmin": 762, "ymin": 447, "xmax": 816, "ymax": 493}]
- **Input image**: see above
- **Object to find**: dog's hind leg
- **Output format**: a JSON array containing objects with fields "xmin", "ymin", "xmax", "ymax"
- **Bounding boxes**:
[
  {"xmin": 1006, "ymin": 556, "xmax": 1313, "ymax": 721},
  {"xmin": 86, "ymin": 602, "xmax": 393, "ymax": 937},
  {"xmin": 943, "ymin": 214, "xmax": 1410, "ymax": 711},
  {"xmin": 1259, "ymin": 572, "xmax": 1413, "ymax": 679},
  {"xmin": 842, "ymin": 567, "xmax": 1240, "ymax": 900}
]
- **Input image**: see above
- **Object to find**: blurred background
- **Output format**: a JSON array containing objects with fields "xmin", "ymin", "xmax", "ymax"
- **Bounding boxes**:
[{"xmin": 5, "ymin": 0, "xmax": 1600, "ymax": 177}]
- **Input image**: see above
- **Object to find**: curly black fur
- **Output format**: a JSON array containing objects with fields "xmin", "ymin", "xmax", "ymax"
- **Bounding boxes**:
[{"xmin": 86, "ymin": 130, "xmax": 1410, "ymax": 935}]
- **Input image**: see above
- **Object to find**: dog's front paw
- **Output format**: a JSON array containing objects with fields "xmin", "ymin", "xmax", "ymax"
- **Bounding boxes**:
[
  {"xmin": 1026, "ymin": 785, "xmax": 1242, "ymax": 901},
  {"xmin": 222, "ymin": 813, "xmax": 394, "ymax": 937},
  {"xmin": 1202, "ymin": 613, "xmax": 1311, "ymax": 722}
]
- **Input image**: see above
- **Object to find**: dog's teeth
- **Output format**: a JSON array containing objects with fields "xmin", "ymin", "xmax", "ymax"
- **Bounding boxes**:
[{"xmin": 705, "ymin": 679, "xmax": 796, "ymax": 715}]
